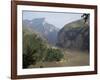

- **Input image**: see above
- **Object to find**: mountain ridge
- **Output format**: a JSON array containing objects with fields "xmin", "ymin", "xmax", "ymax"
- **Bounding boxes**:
[
  {"xmin": 57, "ymin": 19, "xmax": 89, "ymax": 51},
  {"xmin": 23, "ymin": 18, "xmax": 59, "ymax": 45}
]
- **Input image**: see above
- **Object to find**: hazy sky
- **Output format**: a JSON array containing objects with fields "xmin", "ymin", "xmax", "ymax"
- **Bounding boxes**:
[{"xmin": 23, "ymin": 11, "xmax": 83, "ymax": 29}]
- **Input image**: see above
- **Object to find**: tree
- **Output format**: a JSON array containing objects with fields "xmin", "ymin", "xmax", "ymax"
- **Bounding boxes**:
[
  {"xmin": 23, "ymin": 30, "xmax": 64, "ymax": 68},
  {"xmin": 23, "ymin": 32, "xmax": 45, "ymax": 68},
  {"xmin": 81, "ymin": 13, "xmax": 89, "ymax": 24},
  {"xmin": 44, "ymin": 48, "xmax": 64, "ymax": 62}
]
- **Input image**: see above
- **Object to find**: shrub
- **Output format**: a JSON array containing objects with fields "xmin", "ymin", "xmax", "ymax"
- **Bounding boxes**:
[
  {"xmin": 44, "ymin": 48, "xmax": 64, "ymax": 62},
  {"xmin": 23, "ymin": 31, "xmax": 64, "ymax": 68},
  {"xmin": 23, "ymin": 33, "xmax": 45, "ymax": 68}
]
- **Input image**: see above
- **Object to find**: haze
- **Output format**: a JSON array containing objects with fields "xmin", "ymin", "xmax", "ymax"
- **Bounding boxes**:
[{"xmin": 23, "ymin": 11, "xmax": 83, "ymax": 29}]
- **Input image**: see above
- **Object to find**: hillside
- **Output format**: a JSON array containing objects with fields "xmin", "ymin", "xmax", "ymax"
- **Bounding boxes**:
[
  {"xmin": 23, "ymin": 29, "xmax": 64, "ymax": 68},
  {"xmin": 57, "ymin": 19, "xmax": 89, "ymax": 51},
  {"xmin": 23, "ymin": 18, "xmax": 59, "ymax": 45},
  {"xmin": 23, "ymin": 18, "xmax": 90, "ymax": 68}
]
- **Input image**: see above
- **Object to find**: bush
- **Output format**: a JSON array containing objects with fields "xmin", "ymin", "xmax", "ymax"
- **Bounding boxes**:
[
  {"xmin": 23, "ymin": 33, "xmax": 45, "ymax": 68},
  {"xmin": 23, "ymin": 31, "xmax": 64, "ymax": 68},
  {"xmin": 44, "ymin": 48, "xmax": 64, "ymax": 62},
  {"xmin": 23, "ymin": 46, "xmax": 37, "ymax": 68}
]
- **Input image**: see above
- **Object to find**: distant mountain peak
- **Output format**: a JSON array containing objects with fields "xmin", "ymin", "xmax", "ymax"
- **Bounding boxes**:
[
  {"xmin": 31, "ymin": 18, "xmax": 45, "ymax": 24},
  {"xmin": 23, "ymin": 18, "xmax": 59, "ymax": 45}
]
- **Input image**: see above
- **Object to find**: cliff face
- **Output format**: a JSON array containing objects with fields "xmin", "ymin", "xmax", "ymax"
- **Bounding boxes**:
[{"xmin": 57, "ymin": 19, "xmax": 89, "ymax": 51}]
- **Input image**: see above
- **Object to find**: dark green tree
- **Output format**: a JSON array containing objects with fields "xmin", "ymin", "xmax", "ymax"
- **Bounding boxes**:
[
  {"xmin": 81, "ymin": 13, "xmax": 89, "ymax": 23},
  {"xmin": 23, "ymin": 33, "xmax": 45, "ymax": 68},
  {"xmin": 44, "ymin": 48, "xmax": 64, "ymax": 62},
  {"xmin": 23, "ymin": 30, "xmax": 64, "ymax": 68}
]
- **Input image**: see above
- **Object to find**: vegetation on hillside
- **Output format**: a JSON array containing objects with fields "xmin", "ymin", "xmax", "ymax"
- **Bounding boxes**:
[
  {"xmin": 44, "ymin": 48, "xmax": 64, "ymax": 62},
  {"xmin": 22, "ymin": 13, "xmax": 89, "ymax": 68},
  {"xmin": 23, "ymin": 30, "xmax": 64, "ymax": 68}
]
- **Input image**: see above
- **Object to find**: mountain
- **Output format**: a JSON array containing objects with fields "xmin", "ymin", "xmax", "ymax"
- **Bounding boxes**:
[
  {"xmin": 23, "ymin": 18, "xmax": 59, "ymax": 45},
  {"xmin": 57, "ymin": 19, "xmax": 89, "ymax": 51}
]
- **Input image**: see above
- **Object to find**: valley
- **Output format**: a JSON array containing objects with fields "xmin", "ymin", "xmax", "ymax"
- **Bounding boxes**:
[
  {"xmin": 23, "ymin": 17, "xmax": 89, "ymax": 68},
  {"xmin": 28, "ymin": 49, "xmax": 89, "ymax": 68}
]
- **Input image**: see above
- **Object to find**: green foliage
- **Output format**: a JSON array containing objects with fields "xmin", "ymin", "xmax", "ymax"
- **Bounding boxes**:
[
  {"xmin": 23, "ymin": 45, "xmax": 37, "ymax": 68},
  {"xmin": 81, "ymin": 13, "xmax": 89, "ymax": 23},
  {"xmin": 23, "ymin": 32, "xmax": 45, "ymax": 68},
  {"xmin": 23, "ymin": 30, "xmax": 64, "ymax": 68},
  {"xmin": 44, "ymin": 48, "xmax": 64, "ymax": 62}
]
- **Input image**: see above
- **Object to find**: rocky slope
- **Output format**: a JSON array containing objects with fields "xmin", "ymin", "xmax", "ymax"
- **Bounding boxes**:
[
  {"xmin": 57, "ymin": 19, "xmax": 89, "ymax": 51},
  {"xmin": 23, "ymin": 18, "xmax": 59, "ymax": 45}
]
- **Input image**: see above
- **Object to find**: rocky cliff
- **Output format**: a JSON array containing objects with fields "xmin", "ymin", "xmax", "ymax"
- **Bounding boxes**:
[{"xmin": 57, "ymin": 19, "xmax": 89, "ymax": 51}]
